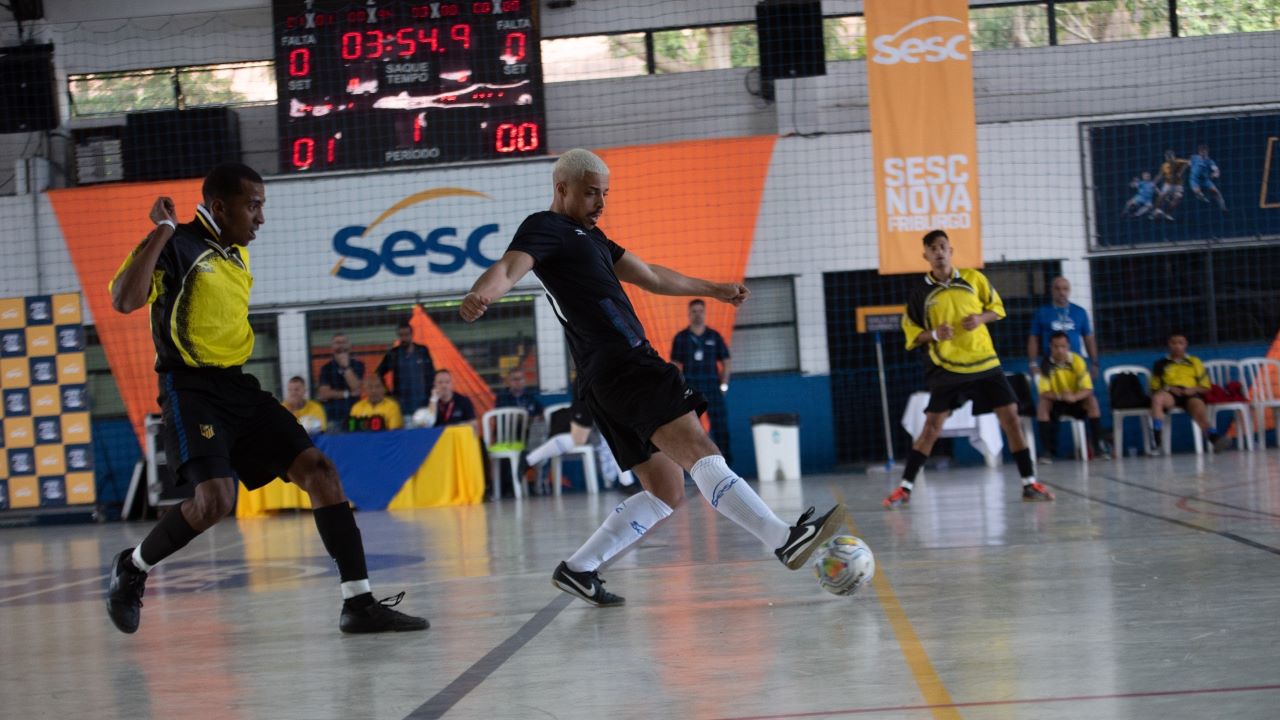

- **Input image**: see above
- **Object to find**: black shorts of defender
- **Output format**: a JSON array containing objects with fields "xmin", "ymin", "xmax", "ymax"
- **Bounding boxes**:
[
  {"xmin": 158, "ymin": 368, "xmax": 314, "ymax": 488},
  {"xmin": 1049, "ymin": 400, "xmax": 1090, "ymax": 420},
  {"xmin": 1171, "ymin": 393, "xmax": 1201, "ymax": 411},
  {"xmin": 581, "ymin": 344, "xmax": 707, "ymax": 471},
  {"xmin": 925, "ymin": 367, "xmax": 1018, "ymax": 415}
]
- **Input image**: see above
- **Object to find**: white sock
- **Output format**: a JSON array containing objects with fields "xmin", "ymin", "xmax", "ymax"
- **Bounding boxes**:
[
  {"xmin": 617, "ymin": 469, "xmax": 636, "ymax": 487},
  {"xmin": 1022, "ymin": 476, "xmax": 1037, "ymax": 486},
  {"xmin": 566, "ymin": 491, "xmax": 673, "ymax": 572},
  {"xmin": 595, "ymin": 435, "xmax": 622, "ymax": 484},
  {"xmin": 689, "ymin": 455, "xmax": 790, "ymax": 549},
  {"xmin": 130, "ymin": 545, "xmax": 155, "ymax": 572},
  {"xmin": 527, "ymin": 433, "xmax": 576, "ymax": 466},
  {"xmin": 340, "ymin": 579, "xmax": 371, "ymax": 600}
]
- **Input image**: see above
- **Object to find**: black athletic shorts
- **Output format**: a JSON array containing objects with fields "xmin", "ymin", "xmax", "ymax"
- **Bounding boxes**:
[
  {"xmin": 581, "ymin": 343, "xmax": 706, "ymax": 470},
  {"xmin": 1049, "ymin": 400, "xmax": 1090, "ymax": 420},
  {"xmin": 158, "ymin": 367, "xmax": 313, "ymax": 490},
  {"xmin": 925, "ymin": 367, "xmax": 1017, "ymax": 415},
  {"xmin": 1171, "ymin": 393, "xmax": 1201, "ymax": 411},
  {"xmin": 550, "ymin": 398, "xmax": 594, "ymax": 436}
]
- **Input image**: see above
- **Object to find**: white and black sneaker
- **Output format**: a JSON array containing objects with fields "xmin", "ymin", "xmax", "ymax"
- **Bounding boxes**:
[
  {"xmin": 775, "ymin": 505, "xmax": 846, "ymax": 570},
  {"xmin": 552, "ymin": 561, "xmax": 625, "ymax": 607}
]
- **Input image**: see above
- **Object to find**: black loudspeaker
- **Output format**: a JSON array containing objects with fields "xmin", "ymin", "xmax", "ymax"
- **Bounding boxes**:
[
  {"xmin": 0, "ymin": 44, "xmax": 57, "ymax": 133},
  {"xmin": 756, "ymin": 0, "xmax": 826, "ymax": 82},
  {"xmin": 123, "ymin": 107, "xmax": 241, "ymax": 182},
  {"xmin": 12, "ymin": 0, "xmax": 45, "ymax": 22}
]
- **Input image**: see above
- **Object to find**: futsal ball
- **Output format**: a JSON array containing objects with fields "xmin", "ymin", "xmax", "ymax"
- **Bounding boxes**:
[
  {"xmin": 812, "ymin": 535, "xmax": 875, "ymax": 596},
  {"xmin": 411, "ymin": 407, "xmax": 433, "ymax": 428}
]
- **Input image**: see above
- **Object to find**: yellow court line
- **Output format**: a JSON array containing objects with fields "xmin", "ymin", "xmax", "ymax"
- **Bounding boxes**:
[{"xmin": 835, "ymin": 490, "xmax": 963, "ymax": 720}]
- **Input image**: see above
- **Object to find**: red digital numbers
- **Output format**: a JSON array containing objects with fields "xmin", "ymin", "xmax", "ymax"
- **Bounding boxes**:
[
  {"xmin": 291, "ymin": 135, "xmax": 340, "ymax": 171},
  {"xmin": 503, "ymin": 32, "xmax": 526, "ymax": 62},
  {"xmin": 501, "ymin": 1, "xmax": 521, "ymax": 12},
  {"xmin": 396, "ymin": 27, "xmax": 417, "ymax": 56},
  {"xmin": 450, "ymin": 24, "xmax": 471, "ymax": 49},
  {"xmin": 472, "ymin": 2, "xmax": 492, "ymax": 14},
  {"xmin": 495, "ymin": 122, "xmax": 540, "ymax": 154},
  {"xmin": 340, "ymin": 31, "xmax": 362, "ymax": 60},
  {"xmin": 340, "ymin": 25, "xmax": 472, "ymax": 59},
  {"xmin": 288, "ymin": 48, "xmax": 310, "ymax": 77}
]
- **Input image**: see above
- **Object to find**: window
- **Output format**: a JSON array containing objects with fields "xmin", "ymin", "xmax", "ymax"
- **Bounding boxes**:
[
  {"xmin": 732, "ymin": 276, "xmax": 799, "ymax": 375},
  {"xmin": 652, "ymin": 24, "xmax": 757, "ymax": 73},
  {"xmin": 84, "ymin": 326, "xmax": 126, "ymax": 420},
  {"xmin": 68, "ymin": 61, "xmax": 276, "ymax": 117},
  {"xmin": 305, "ymin": 296, "xmax": 539, "ymax": 397},
  {"xmin": 1177, "ymin": 0, "xmax": 1280, "ymax": 36},
  {"xmin": 824, "ymin": 16, "xmax": 867, "ymax": 60},
  {"xmin": 1055, "ymin": 0, "xmax": 1171, "ymax": 45},
  {"xmin": 246, "ymin": 314, "xmax": 282, "ymax": 399},
  {"xmin": 970, "ymin": 3, "xmax": 1050, "ymax": 50},
  {"xmin": 541, "ymin": 33, "xmax": 648, "ymax": 83}
]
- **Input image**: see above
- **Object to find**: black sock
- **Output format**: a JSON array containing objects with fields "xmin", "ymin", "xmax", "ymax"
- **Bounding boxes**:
[
  {"xmin": 1087, "ymin": 418, "xmax": 1102, "ymax": 449},
  {"xmin": 1013, "ymin": 448, "xmax": 1035, "ymax": 479},
  {"xmin": 137, "ymin": 504, "xmax": 201, "ymax": 568},
  {"xmin": 313, "ymin": 501, "xmax": 369, "ymax": 585},
  {"xmin": 1037, "ymin": 421, "xmax": 1055, "ymax": 456},
  {"xmin": 902, "ymin": 449, "xmax": 928, "ymax": 484}
]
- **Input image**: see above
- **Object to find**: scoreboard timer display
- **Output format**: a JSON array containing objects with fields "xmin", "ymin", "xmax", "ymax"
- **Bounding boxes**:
[{"xmin": 272, "ymin": 0, "xmax": 545, "ymax": 173}]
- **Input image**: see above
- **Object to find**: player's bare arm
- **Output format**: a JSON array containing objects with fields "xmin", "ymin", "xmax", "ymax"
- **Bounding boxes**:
[
  {"xmin": 111, "ymin": 196, "xmax": 177, "ymax": 314},
  {"xmin": 460, "ymin": 250, "xmax": 535, "ymax": 322},
  {"xmin": 613, "ymin": 251, "xmax": 748, "ymax": 306}
]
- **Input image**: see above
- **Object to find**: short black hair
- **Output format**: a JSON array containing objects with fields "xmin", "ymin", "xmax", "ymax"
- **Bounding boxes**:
[
  {"xmin": 397, "ymin": 320, "xmax": 412, "ymax": 331},
  {"xmin": 1168, "ymin": 330, "xmax": 1188, "ymax": 340},
  {"xmin": 202, "ymin": 162, "xmax": 263, "ymax": 202},
  {"xmin": 688, "ymin": 299, "xmax": 706, "ymax": 309},
  {"xmin": 1049, "ymin": 331, "xmax": 1069, "ymax": 342},
  {"xmin": 288, "ymin": 375, "xmax": 305, "ymax": 384},
  {"xmin": 435, "ymin": 368, "xmax": 452, "ymax": 378},
  {"xmin": 922, "ymin": 229, "xmax": 949, "ymax": 247}
]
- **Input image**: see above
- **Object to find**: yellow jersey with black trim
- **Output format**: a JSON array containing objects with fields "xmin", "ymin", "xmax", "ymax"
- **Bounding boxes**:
[
  {"xmin": 1037, "ymin": 352, "xmax": 1093, "ymax": 395},
  {"xmin": 350, "ymin": 397, "xmax": 404, "ymax": 430},
  {"xmin": 1151, "ymin": 354, "xmax": 1209, "ymax": 391},
  {"xmin": 109, "ymin": 208, "xmax": 254, "ymax": 371},
  {"xmin": 287, "ymin": 399, "xmax": 327, "ymax": 428},
  {"xmin": 902, "ymin": 268, "xmax": 1006, "ymax": 375}
]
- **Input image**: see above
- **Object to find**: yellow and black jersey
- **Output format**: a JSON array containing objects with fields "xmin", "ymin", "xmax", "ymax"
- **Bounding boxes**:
[
  {"xmin": 1038, "ymin": 352, "xmax": 1093, "ymax": 395},
  {"xmin": 1151, "ymin": 354, "xmax": 1209, "ymax": 391},
  {"xmin": 1159, "ymin": 158, "xmax": 1189, "ymax": 185},
  {"xmin": 902, "ymin": 268, "xmax": 1006, "ymax": 375},
  {"xmin": 109, "ymin": 206, "xmax": 253, "ymax": 371}
]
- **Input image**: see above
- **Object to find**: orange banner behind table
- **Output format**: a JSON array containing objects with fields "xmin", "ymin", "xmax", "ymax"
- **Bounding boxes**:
[{"xmin": 866, "ymin": 0, "xmax": 981, "ymax": 274}]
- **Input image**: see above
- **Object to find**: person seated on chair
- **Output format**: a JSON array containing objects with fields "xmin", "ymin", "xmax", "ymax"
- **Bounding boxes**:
[
  {"xmin": 1036, "ymin": 332, "xmax": 1109, "ymax": 462},
  {"xmin": 283, "ymin": 375, "xmax": 327, "ymax": 435},
  {"xmin": 1150, "ymin": 332, "xmax": 1231, "ymax": 452},
  {"xmin": 423, "ymin": 369, "xmax": 476, "ymax": 432},
  {"xmin": 349, "ymin": 375, "xmax": 403, "ymax": 431},
  {"xmin": 495, "ymin": 368, "xmax": 544, "ymax": 418},
  {"xmin": 519, "ymin": 387, "xmax": 638, "ymax": 496}
]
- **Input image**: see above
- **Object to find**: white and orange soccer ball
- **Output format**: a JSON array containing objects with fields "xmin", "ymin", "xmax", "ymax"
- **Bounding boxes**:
[{"xmin": 812, "ymin": 535, "xmax": 875, "ymax": 596}]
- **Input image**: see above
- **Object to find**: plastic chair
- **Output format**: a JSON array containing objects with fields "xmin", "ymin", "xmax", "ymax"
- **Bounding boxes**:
[
  {"xmin": 1065, "ymin": 418, "xmax": 1090, "ymax": 461},
  {"xmin": 541, "ymin": 403, "xmax": 599, "ymax": 495},
  {"xmin": 1104, "ymin": 365, "xmax": 1155, "ymax": 456},
  {"xmin": 1241, "ymin": 357, "xmax": 1280, "ymax": 449},
  {"xmin": 482, "ymin": 408, "xmax": 530, "ymax": 501},
  {"xmin": 1202, "ymin": 359, "xmax": 1253, "ymax": 451}
]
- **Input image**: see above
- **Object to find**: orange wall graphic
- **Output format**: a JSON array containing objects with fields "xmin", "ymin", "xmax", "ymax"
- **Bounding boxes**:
[{"xmin": 867, "ymin": 0, "xmax": 982, "ymax": 274}]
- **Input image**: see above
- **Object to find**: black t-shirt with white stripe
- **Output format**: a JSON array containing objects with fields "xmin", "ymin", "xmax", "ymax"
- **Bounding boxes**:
[{"xmin": 508, "ymin": 211, "xmax": 646, "ymax": 378}]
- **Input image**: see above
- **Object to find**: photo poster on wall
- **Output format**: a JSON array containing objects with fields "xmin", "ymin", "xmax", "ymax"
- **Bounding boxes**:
[
  {"xmin": 0, "ymin": 293, "xmax": 95, "ymax": 510},
  {"xmin": 1087, "ymin": 112, "xmax": 1280, "ymax": 249}
]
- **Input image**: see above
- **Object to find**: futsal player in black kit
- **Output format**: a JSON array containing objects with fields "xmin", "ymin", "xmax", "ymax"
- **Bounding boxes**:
[
  {"xmin": 104, "ymin": 163, "xmax": 427, "ymax": 634},
  {"xmin": 460, "ymin": 149, "xmax": 845, "ymax": 606}
]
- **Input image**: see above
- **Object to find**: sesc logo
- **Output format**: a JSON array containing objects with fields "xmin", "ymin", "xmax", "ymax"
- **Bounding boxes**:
[
  {"xmin": 872, "ymin": 16, "xmax": 968, "ymax": 65},
  {"xmin": 331, "ymin": 187, "xmax": 501, "ymax": 281}
]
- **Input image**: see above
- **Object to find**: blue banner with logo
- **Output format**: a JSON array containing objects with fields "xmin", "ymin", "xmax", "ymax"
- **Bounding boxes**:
[{"xmin": 1088, "ymin": 112, "xmax": 1280, "ymax": 248}]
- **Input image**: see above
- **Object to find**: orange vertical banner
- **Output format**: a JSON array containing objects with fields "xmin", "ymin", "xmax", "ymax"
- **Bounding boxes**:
[{"xmin": 867, "ymin": 0, "xmax": 981, "ymax": 274}]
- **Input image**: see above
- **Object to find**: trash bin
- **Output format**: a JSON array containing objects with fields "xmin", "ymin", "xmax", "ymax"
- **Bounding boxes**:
[{"xmin": 751, "ymin": 413, "xmax": 801, "ymax": 482}]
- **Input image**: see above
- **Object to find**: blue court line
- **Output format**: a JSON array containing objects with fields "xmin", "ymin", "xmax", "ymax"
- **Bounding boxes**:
[{"xmin": 403, "ymin": 593, "xmax": 572, "ymax": 719}]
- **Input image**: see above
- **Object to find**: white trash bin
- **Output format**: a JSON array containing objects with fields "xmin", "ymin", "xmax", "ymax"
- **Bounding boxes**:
[{"xmin": 751, "ymin": 413, "xmax": 801, "ymax": 481}]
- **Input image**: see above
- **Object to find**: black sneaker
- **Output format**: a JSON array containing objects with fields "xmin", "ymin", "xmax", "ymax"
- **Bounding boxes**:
[
  {"xmin": 106, "ymin": 548, "xmax": 147, "ymax": 634},
  {"xmin": 551, "ymin": 561, "xmax": 625, "ymax": 607},
  {"xmin": 775, "ymin": 505, "xmax": 846, "ymax": 570},
  {"xmin": 1211, "ymin": 433, "xmax": 1234, "ymax": 453},
  {"xmin": 339, "ymin": 592, "xmax": 429, "ymax": 634}
]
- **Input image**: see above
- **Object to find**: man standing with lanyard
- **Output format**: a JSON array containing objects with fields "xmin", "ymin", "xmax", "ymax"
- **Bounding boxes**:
[
  {"xmin": 671, "ymin": 299, "xmax": 733, "ymax": 463},
  {"xmin": 1028, "ymin": 276, "xmax": 1100, "ymax": 379}
]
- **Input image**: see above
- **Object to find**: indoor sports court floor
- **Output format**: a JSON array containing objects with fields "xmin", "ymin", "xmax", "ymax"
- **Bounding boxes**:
[{"xmin": 3, "ymin": 451, "xmax": 1280, "ymax": 720}]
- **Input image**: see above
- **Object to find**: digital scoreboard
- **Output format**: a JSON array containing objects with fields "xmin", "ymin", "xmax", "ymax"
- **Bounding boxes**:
[{"xmin": 272, "ymin": 0, "xmax": 545, "ymax": 173}]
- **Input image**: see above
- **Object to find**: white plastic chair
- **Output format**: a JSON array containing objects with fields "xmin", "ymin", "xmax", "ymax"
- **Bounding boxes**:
[
  {"xmin": 1065, "ymin": 418, "xmax": 1090, "ymax": 461},
  {"xmin": 482, "ymin": 408, "xmax": 530, "ymax": 501},
  {"xmin": 1104, "ymin": 365, "xmax": 1156, "ymax": 456},
  {"xmin": 542, "ymin": 403, "xmax": 599, "ymax": 496},
  {"xmin": 1241, "ymin": 357, "xmax": 1280, "ymax": 449},
  {"xmin": 1202, "ymin": 359, "xmax": 1253, "ymax": 451}
]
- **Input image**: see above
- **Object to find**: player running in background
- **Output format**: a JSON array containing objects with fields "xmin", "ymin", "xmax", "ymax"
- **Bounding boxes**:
[
  {"xmin": 1155, "ymin": 149, "xmax": 1190, "ymax": 221},
  {"xmin": 1189, "ymin": 144, "xmax": 1227, "ymax": 212},
  {"xmin": 1123, "ymin": 170, "xmax": 1159, "ymax": 219}
]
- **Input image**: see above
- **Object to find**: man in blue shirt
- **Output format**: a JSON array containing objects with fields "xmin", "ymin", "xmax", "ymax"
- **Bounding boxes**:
[
  {"xmin": 374, "ymin": 321, "xmax": 435, "ymax": 414},
  {"xmin": 1189, "ymin": 144, "xmax": 1227, "ymax": 212},
  {"xmin": 496, "ymin": 367, "xmax": 544, "ymax": 417},
  {"xmin": 316, "ymin": 332, "xmax": 365, "ymax": 432},
  {"xmin": 671, "ymin": 299, "xmax": 733, "ymax": 463},
  {"xmin": 1028, "ymin": 276, "xmax": 1099, "ymax": 380}
]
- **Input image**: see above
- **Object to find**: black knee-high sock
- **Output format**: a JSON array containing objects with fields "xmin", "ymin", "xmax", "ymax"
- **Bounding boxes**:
[
  {"xmin": 1087, "ymin": 418, "xmax": 1101, "ymax": 448},
  {"xmin": 1037, "ymin": 421, "xmax": 1056, "ymax": 456},
  {"xmin": 901, "ymin": 449, "xmax": 928, "ymax": 488},
  {"xmin": 313, "ymin": 501, "xmax": 369, "ymax": 585},
  {"xmin": 137, "ymin": 505, "xmax": 201, "ymax": 568},
  {"xmin": 1013, "ymin": 448, "xmax": 1035, "ymax": 480}
]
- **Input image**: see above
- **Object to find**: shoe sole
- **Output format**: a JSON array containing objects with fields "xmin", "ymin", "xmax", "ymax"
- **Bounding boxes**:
[
  {"xmin": 339, "ymin": 622, "xmax": 429, "ymax": 634},
  {"xmin": 106, "ymin": 601, "xmax": 139, "ymax": 634},
  {"xmin": 1022, "ymin": 494, "xmax": 1055, "ymax": 502},
  {"xmin": 551, "ymin": 578, "xmax": 625, "ymax": 607},
  {"xmin": 783, "ymin": 505, "xmax": 847, "ymax": 570},
  {"xmin": 883, "ymin": 497, "xmax": 909, "ymax": 510}
]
